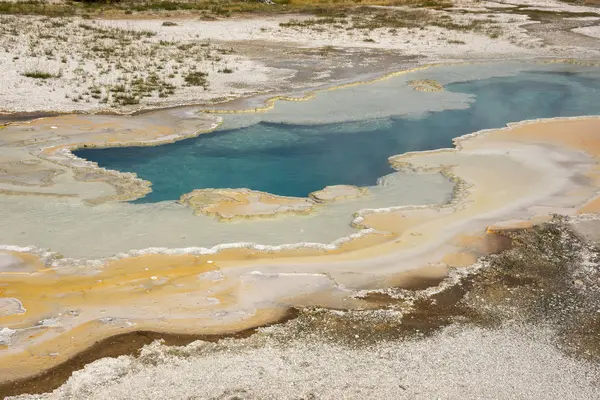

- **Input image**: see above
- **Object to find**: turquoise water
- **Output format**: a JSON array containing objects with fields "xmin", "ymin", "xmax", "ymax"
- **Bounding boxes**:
[{"xmin": 76, "ymin": 69, "xmax": 600, "ymax": 203}]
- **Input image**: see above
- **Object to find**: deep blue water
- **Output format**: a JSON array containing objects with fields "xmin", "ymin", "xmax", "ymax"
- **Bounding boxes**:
[{"xmin": 76, "ymin": 70, "xmax": 600, "ymax": 203}]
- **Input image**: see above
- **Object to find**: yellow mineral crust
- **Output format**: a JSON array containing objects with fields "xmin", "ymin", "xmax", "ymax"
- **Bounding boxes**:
[
  {"xmin": 309, "ymin": 185, "xmax": 367, "ymax": 203},
  {"xmin": 179, "ymin": 188, "xmax": 317, "ymax": 220},
  {"xmin": 407, "ymin": 79, "xmax": 444, "ymax": 92}
]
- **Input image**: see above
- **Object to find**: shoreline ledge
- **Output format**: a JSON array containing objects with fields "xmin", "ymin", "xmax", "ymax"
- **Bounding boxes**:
[
  {"xmin": 0, "ymin": 112, "xmax": 222, "ymax": 205},
  {"xmin": 407, "ymin": 79, "xmax": 444, "ymax": 92},
  {"xmin": 309, "ymin": 185, "xmax": 367, "ymax": 203},
  {"xmin": 179, "ymin": 188, "xmax": 317, "ymax": 220},
  {"xmin": 2, "ymin": 116, "xmax": 600, "ymax": 385}
]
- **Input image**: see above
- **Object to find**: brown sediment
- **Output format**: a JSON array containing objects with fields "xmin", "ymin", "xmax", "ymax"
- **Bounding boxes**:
[
  {"xmin": 377, "ymin": 230, "xmax": 516, "ymax": 293},
  {"xmin": 399, "ymin": 279, "xmax": 483, "ymax": 335},
  {"xmin": 0, "ymin": 308, "xmax": 300, "ymax": 399},
  {"xmin": 308, "ymin": 219, "xmax": 600, "ymax": 353},
  {"xmin": 292, "ymin": 269, "xmax": 489, "ymax": 346},
  {"xmin": 384, "ymin": 265, "xmax": 450, "ymax": 290},
  {"xmin": 0, "ymin": 112, "xmax": 64, "ymax": 122}
]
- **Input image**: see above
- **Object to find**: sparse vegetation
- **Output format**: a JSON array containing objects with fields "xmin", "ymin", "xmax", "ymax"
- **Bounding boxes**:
[
  {"xmin": 22, "ymin": 69, "xmax": 61, "ymax": 79},
  {"xmin": 0, "ymin": 0, "xmax": 455, "ymax": 18},
  {"xmin": 318, "ymin": 45, "xmax": 335, "ymax": 55},
  {"xmin": 277, "ymin": 6, "xmax": 496, "ymax": 35},
  {"xmin": 184, "ymin": 71, "xmax": 209, "ymax": 88},
  {"xmin": 1, "ymin": 16, "xmax": 241, "ymax": 108}
]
